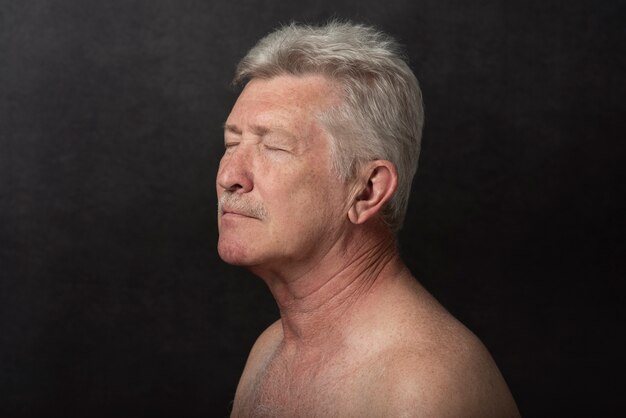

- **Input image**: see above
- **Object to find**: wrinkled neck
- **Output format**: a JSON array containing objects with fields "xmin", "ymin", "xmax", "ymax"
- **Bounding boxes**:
[{"xmin": 258, "ymin": 226, "xmax": 407, "ymax": 348}]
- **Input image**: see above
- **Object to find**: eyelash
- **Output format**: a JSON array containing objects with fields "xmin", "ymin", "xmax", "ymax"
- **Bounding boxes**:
[
  {"xmin": 222, "ymin": 143, "xmax": 289, "ymax": 154},
  {"xmin": 264, "ymin": 145, "xmax": 287, "ymax": 152}
]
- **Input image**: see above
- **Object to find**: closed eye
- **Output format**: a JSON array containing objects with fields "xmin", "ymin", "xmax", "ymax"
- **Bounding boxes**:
[{"xmin": 264, "ymin": 144, "xmax": 289, "ymax": 153}]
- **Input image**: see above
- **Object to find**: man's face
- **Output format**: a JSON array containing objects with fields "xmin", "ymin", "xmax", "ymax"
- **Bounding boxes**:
[{"xmin": 216, "ymin": 74, "xmax": 353, "ymax": 274}]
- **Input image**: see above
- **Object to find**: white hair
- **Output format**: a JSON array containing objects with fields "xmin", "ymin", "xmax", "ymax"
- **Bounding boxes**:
[{"xmin": 233, "ymin": 20, "xmax": 424, "ymax": 232}]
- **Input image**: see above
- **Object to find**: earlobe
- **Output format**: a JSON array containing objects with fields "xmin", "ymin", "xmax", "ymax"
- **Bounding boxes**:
[{"xmin": 347, "ymin": 161, "xmax": 398, "ymax": 225}]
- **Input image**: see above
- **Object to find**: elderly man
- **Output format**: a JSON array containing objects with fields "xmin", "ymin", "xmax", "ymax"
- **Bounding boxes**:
[{"xmin": 217, "ymin": 21, "xmax": 520, "ymax": 417}]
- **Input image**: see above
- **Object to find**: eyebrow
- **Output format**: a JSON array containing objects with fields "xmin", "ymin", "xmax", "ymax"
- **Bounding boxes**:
[{"xmin": 223, "ymin": 123, "xmax": 242, "ymax": 135}]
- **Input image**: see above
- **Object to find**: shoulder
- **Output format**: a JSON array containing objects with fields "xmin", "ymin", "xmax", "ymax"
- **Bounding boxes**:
[
  {"xmin": 354, "ymin": 276, "xmax": 520, "ymax": 417},
  {"xmin": 236, "ymin": 320, "xmax": 283, "ymax": 383},
  {"xmin": 250, "ymin": 319, "xmax": 283, "ymax": 357},
  {"xmin": 231, "ymin": 320, "xmax": 283, "ymax": 414},
  {"xmin": 377, "ymin": 323, "xmax": 520, "ymax": 417}
]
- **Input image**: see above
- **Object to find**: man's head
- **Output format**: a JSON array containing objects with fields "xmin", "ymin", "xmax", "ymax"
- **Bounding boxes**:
[
  {"xmin": 232, "ymin": 20, "xmax": 424, "ymax": 232},
  {"xmin": 216, "ymin": 21, "xmax": 424, "ymax": 271}
]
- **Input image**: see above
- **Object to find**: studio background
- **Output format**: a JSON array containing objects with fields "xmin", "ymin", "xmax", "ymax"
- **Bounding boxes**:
[{"xmin": 1, "ymin": 0, "xmax": 623, "ymax": 417}]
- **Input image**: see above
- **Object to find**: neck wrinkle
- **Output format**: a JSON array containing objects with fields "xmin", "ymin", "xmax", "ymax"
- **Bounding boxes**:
[{"xmin": 269, "ymin": 228, "xmax": 402, "ymax": 347}]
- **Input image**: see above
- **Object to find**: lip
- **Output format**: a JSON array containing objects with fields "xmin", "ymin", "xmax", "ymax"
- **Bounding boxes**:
[{"xmin": 221, "ymin": 211, "xmax": 257, "ymax": 220}]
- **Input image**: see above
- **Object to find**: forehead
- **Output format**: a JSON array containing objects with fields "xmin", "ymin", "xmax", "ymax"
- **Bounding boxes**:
[{"xmin": 226, "ymin": 74, "xmax": 340, "ymax": 131}]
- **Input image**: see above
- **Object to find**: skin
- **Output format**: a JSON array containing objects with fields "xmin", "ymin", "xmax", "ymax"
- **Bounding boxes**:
[{"xmin": 217, "ymin": 74, "xmax": 521, "ymax": 417}]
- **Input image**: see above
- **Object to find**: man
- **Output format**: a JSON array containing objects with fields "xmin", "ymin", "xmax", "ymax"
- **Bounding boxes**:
[{"xmin": 217, "ymin": 21, "xmax": 520, "ymax": 417}]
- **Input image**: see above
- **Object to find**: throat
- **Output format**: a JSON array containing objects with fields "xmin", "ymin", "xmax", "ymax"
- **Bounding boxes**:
[
  {"xmin": 273, "ymin": 275, "xmax": 372, "ymax": 347},
  {"xmin": 271, "ymin": 242, "xmax": 403, "ymax": 346}
]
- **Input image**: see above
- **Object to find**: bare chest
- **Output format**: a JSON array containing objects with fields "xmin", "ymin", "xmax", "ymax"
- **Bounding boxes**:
[{"xmin": 231, "ymin": 352, "xmax": 377, "ymax": 418}]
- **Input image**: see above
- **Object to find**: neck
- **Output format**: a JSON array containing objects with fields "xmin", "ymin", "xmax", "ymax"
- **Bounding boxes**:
[{"xmin": 253, "ymin": 225, "xmax": 408, "ymax": 348}]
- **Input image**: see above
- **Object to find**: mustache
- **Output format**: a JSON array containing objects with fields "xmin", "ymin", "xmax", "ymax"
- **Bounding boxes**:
[{"xmin": 218, "ymin": 194, "xmax": 268, "ymax": 220}]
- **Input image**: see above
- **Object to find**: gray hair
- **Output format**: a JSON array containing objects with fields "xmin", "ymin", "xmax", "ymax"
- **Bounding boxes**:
[{"xmin": 233, "ymin": 20, "xmax": 424, "ymax": 232}]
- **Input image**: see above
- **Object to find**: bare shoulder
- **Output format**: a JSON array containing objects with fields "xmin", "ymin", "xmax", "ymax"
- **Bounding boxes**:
[
  {"xmin": 370, "ymin": 309, "xmax": 520, "ymax": 417},
  {"xmin": 385, "ymin": 331, "xmax": 519, "ymax": 417},
  {"xmin": 248, "ymin": 319, "xmax": 283, "ymax": 360},
  {"xmin": 358, "ymin": 279, "xmax": 520, "ymax": 417},
  {"xmin": 235, "ymin": 320, "xmax": 282, "ymax": 388}
]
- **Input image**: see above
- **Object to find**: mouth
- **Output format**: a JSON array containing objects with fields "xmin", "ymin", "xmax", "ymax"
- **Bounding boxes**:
[
  {"xmin": 217, "ymin": 196, "xmax": 268, "ymax": 221},
  {"xmin": 220, "ymin": 209, "xmax": 257, "ymax": 220}
]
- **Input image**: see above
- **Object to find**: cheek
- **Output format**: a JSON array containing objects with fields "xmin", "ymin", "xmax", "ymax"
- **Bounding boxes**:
[{"xmin": 274, "ymin": 175, "xmax": 344, "ymax": 227}]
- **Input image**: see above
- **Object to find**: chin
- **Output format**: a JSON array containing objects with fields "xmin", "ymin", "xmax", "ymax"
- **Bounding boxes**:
[{"xmin": 217, "ymin": 239, "xmax": 255, "ymax": 266}]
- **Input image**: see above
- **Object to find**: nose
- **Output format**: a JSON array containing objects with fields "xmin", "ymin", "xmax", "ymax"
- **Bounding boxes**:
[{"xmin": 216, "ymin": 146, "xmax": 253, "ymax": 194}]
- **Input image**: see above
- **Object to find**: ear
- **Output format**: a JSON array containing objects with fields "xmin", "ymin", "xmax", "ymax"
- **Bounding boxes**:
[{"xmin": 347, "ymin": 160, "xmax": 398, "ymax": 225}]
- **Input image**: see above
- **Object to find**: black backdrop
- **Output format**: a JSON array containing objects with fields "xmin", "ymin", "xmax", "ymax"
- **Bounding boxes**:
[{"xmin": 1, "ymin": 0, "xmax": 624, "ymax": 417}]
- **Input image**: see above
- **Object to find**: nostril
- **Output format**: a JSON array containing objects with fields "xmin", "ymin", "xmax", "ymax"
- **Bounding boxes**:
[{"xmin": 226, "ymin": 183, "xmax": 244, "ymax": 192}]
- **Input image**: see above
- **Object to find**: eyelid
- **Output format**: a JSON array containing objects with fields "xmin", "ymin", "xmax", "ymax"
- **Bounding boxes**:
[{"xmin": 264, "ymin": 144, "xmax": 289, "ymax": 152}]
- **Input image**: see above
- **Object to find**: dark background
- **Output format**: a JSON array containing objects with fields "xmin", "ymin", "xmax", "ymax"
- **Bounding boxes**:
[{"xmin": 1, "ymin": 0, "xmax": 624, "ymax": 416}]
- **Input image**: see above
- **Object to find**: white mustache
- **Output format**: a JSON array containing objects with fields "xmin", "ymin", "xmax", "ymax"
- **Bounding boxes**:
[{"xmin": 218, "ymin": 194, "xmax": 268, "ymax": 220}]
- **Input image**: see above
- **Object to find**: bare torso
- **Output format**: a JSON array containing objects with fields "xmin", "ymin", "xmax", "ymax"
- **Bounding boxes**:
[{"xmin": 231, "ymin": 273, "xmax": 520, "ymax": 417}]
